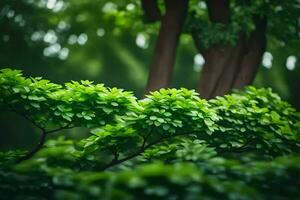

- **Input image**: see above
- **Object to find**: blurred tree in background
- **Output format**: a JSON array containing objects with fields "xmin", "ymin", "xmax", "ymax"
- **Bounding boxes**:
[{"xmin": 0, "ymin": 0, "xmax": 299, "ymax": 149}]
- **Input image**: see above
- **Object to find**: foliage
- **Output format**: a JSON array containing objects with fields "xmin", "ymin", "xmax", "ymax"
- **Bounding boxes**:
[
  {"xmin": 0, "ymin": 68, "xmax": 300, "ymax": 199},
  {"xmin": 186, "ymin": 0, "xmax": 300, "ymax": 48}
]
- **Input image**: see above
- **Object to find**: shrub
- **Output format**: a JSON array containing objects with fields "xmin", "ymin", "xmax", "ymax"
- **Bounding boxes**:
[{"xmin": 0, "ymin": 68, "xmax": 300, "ymax": 199}]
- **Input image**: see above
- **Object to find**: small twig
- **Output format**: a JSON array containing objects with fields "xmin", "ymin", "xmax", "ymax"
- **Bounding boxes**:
[
  {"xmin": 46, "ymin": 123, "xmax": 74, "ymax": 134},
  {"xmin": 111, "ymin": 146, "xmax": 119, "ymax": 163},
  {"xmin": 141, "ymin": 129, "xmax": 153, "ymax": 149},
  {"xmin": 217, "ymin": 138, "xmax": 256, "ymax": 154}
]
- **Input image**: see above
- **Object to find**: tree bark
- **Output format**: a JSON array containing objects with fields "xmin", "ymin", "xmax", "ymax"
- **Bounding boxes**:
[
  {"xmin": 195, "ymin": 0, "xmax": 232, "ymax": 98},
  {"xmin": 141, "ymin": 0, "xmax": 161, "ymax": 23},
  {"xmin": 195, "ymin": 0, "xmax": 267, "ymax": 98},
  {"xmin": 196, "ymin": 44, "xmax": 233, "ymax": 99},
  {"xmin": 233, "ymin": 17, "xmax": 267, "ymax": 89},
  {"xmin": 209, "ymin": 33, "xmax": 246, "ymax": 98},
  {"xmin": 144, "ymin": 0, "xmax": 189, "ymax": 94}
]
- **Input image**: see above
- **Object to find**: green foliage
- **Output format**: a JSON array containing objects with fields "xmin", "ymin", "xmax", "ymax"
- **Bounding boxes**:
[
  {"xmin": 1, "ymin": 68, "xmax": 300, "ymax": 199},
  {"xmin": 0, "ymin": 68, "xmax": 137, "ymax": 129},
  {"xmin": 186, "ymin": 0, "xmax": 300, "ymax": 48},
  {"xmin": 210, "ymin": 87, "xmax": 300, "ymax": 157}
]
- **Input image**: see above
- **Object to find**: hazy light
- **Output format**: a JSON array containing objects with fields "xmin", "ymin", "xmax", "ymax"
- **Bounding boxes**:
[
  {"xmin": 286, "ymin": 55, "xmax": 297, "ymax": 71},
  {"xmin": 78, "ymin": 33, "xmax": 88, "ymax": 45},
  {"xmin": 68, "ymin": 34, "xmax": 77, "ymax": 45},
  {"xmin": 53, "ymin": 0, "xmax": 64, "ymax": 12},
  {"xmin": 102, "ymin": 2, "xmax": 117, "ymax": 13},
  {"xmin": 275, "ymin": 6, "xmax": 283, "ymax": 12},
  {"xmin": 126, "ymin": 3, "xmax": 135, "ymax": 11},
  {"xmin": 14, "ymin": 14, "xmax": 22, "ymax": 23},
  {"xmin": 46, "ymin": 0, "xmax": 57, "ymax": 9},
  {"xmin": 46, "ymin": 0, "xmax": 64, "ymax": 12},
  {"xmin": 262, "ymin": 52, "xmax": 273, "ymax": 69},
  {"xmin": 136, "ymin": 33, "xmax": 148, "ymax": 49},
  {"xmin": 43, "ymin": 43, "xmax": 61, "ymax": 56},
  {"xmin": 58, "ymin": 48, "xmax": 69, "ymax": 60},
  {"xmin": 43, "ymin": 30, "xmax": 57, "ymax": 44},
  {"xmin": 3, "ymin": 35, "xmax": 10, "ymax": 42},
  {"xmin": 31, "ymin": 31, "xmax": 44, "ymax": 41},
  {"xmin": 97, "ymin": 28, "xmax": 105, "ymax": 37},
  {"xmin": 7, "ymin": 10, "xmax": 15, "ymax": 18},
  {"xmin": 58, "ymin": 21, "xmax": 67, "ymax": 30},
  {"xmin": 193, "ymin": 54, "xmax": 205, "ymax": 72},
  {"xmin": 198, "ymin": 1, "xmax": 207, "ymax": 9}
]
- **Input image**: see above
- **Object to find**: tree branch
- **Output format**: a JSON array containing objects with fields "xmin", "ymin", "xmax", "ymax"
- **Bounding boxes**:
[
  {"xmin": 99, "ymin": 130, "xmax": 199, "ymax": 171},
  {"xmin": 6, "ymin": 103, "xmax": 45, "ymax": 131},
  {"xmin": 46, "ymin": 123, "xmax": 74, "ymax": 134},
  {"xmin": 217, "ymin": 138, "xmax": 256, "ymax": 154},
  {"xmin": 4, "ymin": 102, "xmax": 75, "ymax": 163},
  {"xmin": 16, "ymin": 129, "xmax": 47, "ymax": 163}
]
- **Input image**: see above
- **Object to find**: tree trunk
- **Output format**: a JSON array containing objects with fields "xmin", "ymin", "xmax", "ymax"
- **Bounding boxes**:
[
  {"xmin": 141, "ymin": 0, "xmax": 161, "ymax": 23},
  {"xmin": 144, "ymin": 0, "xmax": 188, "ymax": 94},
  {"xmin": 195, "ymin": 0, "xmax": 232, "ymax": 98},
  {"xmin": 196, "ymin": 44, "xmax": 233, "ymax": 99},
  {"xmin": 195, "ymin": 0, "xmax": 267, "ymax": 99},
  {"xmin": 209, "ymin": 34, "xmax": 246, "ymax": 98},
  {"xmin": 233, "ymin": 17, "xmax": 267, "ymax": 89}
]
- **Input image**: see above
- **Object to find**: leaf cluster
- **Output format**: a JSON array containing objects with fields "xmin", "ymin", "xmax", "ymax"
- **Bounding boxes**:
[{"xmin": 0, "ymin": 68, "xmax": 300, "ymax": 199}]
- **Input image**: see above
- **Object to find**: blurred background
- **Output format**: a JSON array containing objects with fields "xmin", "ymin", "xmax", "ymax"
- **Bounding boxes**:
[{"xmin": 0, "ymin": 0, "xmax": 299, "ymax": 150}]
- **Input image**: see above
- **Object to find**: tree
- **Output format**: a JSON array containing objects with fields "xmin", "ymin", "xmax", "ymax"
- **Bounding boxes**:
[
  {"xmin": 0, "ymin": 0, "xmax": 299, "ymax": 99},
  {"xmin": 1, "ymin": 68, "xmax": 300, "ymax": 199},
  {"xmin": 141, "ymin": 0, "xmax": 299, "ymax": 98}
]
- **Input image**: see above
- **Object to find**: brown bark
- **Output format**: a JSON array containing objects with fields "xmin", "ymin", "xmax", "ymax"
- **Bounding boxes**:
[
  {"xmin": 144, "ymin": 0, "xmax": 189, "ymax": 94},
  {"xmin": 141, "ymin": 0, "xmax": 161, "ymax": 23},
  {"xmin": 209, "ymin": 34, "xmax": 246, "ymax": 98},
  {"xmin": 195, "ymin": 0, "xmax": 266, "ymax": 98},
  {"xmin": 206, "ymin": 0, "xmax": 230, "ymax": 23},
  {"xmin": 233, "ymin": 17, "xmax": 267, "ymax": 89},
  {"xmin": 196, "ymin": 44, "xmax": 233, "ymax": 99},
  {"xmin": 195, "ymin": 0, "xmax": 232, "ymax": 98}
]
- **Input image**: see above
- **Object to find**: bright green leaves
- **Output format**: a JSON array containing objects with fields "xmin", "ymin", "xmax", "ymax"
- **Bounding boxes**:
[
  {"xmin": 1, "ymin": 68, "xmax": 300, "ymax": 160},
  {"xmin": 82, "ymin": 124, "xmax": 141, "ymax": 157},
  {"xmin": 210, "ymin": 86, "xmax": 300, "ymax": 157},
  {"xmin": 1, "ymin": 68, "xmax": 300, "ymax": 199},
  {"xmin": 143, "ymin": 138, "xmax": 217, "ymax": 164},
  {"xmin": 0, "ymin": 68, "xmax": 137, "ymax": 129},
  {"xmin": 133, "ymin": 88, "xmax": 219, "ymax": 137}
]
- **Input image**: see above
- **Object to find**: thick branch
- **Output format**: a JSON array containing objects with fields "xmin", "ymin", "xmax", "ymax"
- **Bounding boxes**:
[{"xmin": 141, "ymin": 0, "xmax": 161, "ymax": 23}]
